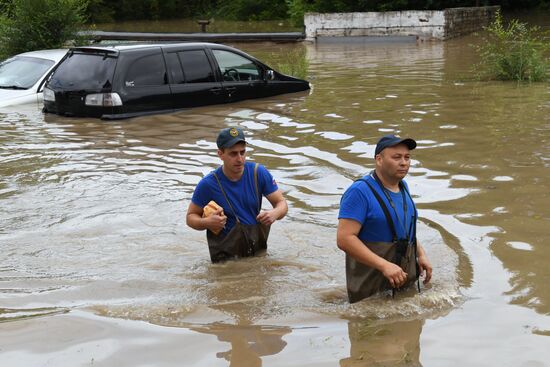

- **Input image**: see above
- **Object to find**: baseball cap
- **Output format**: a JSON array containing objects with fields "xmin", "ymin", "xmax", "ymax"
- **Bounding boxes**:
[
  {"xmin": 216, "ymin": 127, "xmax": 246, "ymax": 149},
  {"xmin": 374, "ymin": 134, "xmax": 416, "ymax": 157}
]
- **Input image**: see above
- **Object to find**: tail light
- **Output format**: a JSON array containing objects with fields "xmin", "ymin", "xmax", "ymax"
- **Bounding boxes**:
[
  {"xmin": 43, "ymin": 87, "xmax": 55, "ymax": 102},
  {"xmin": 85, "ymin": 93, "xmax": 123, "ymax": 107}
]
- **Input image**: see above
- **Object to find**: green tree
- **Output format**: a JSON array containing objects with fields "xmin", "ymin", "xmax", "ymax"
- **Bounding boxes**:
[
  {"xmin": 216, "ymin": 0, "xmax": 288, "ymax": 21},
  {"xmin": 86, "ymin": 0, "xmax": 115, "ymax": 23},
  {"xmin": 0, "ymin": 0, "xmax": 88, "ymax": 58},
  {"xmin": 47, "ymin": 1, "xmax": 550, "ymax": 25}
]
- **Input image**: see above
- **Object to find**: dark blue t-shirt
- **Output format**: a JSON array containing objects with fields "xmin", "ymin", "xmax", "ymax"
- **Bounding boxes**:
[
  {"xmin": 191, "ymin": 161, "xmax": 278, "ymax": 235},
  {"xmin": 338, "ymin": 173, "xmax": 417, "ymax": 243}
]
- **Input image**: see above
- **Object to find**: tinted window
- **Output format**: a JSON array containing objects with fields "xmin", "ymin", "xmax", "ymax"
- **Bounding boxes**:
[
  {"xmin": 125, "ymin": 53, "xmax": 167, "ymax": 87},
  {"xmin": 165, "ymin": 52, "xmax": 184, "ymax": 84},
  {"xmin": 212, "ymin": 50, "xmax": 260, "ymax": 82},
  {"xmin": 0, "ymin": 56, "xmax": 54, "ymax": 89},
  {"xmin": 48, "ymin": 53, "xmax": 116, "ymax": 90},
  {"xmin": 178, "ymin": 50, "xmax": 215, "ymax": 83}
]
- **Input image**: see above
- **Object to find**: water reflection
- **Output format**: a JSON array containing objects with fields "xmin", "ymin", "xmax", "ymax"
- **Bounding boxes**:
[
  {"xmin": 198, "ymin": 258, "xmax": 281, "ymax": 324},
  {"xmin": 340, "ymin": 318, "xmax": 423, "ymax": 367},
  {"xmin": 190, "ymin": 323, "xmax": 291, "ymax": 367}
]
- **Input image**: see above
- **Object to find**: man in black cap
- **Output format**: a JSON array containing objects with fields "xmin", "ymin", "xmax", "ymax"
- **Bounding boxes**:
[
  {"xmin": 186, "ymin": 127, "xmax": 288, "ymax": 262},
  {"xmin": 336, "ymin": 134, "xmax": 432, "ymax": 302}
]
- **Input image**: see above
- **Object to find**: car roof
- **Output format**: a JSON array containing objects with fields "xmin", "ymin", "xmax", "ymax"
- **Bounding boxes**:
[
  {"xmin": 70, "ymin": 42, "xmax": 242, "ymax": 53},
  {"xmin": 69, "ymin": 42, "xmax": 262, "ymax": 64},
  {"xmin": 14, "ymin": 49, "xmax": 68, "ymax": 63}
]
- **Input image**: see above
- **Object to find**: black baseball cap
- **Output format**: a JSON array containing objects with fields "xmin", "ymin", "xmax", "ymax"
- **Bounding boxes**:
[
  {"xmin": 216, "ymin": 127, "xmax": 246, "ymax": 149},
  {"xmin": 374, "ymin": 134, "xmax": 416, "ymax": 157}
]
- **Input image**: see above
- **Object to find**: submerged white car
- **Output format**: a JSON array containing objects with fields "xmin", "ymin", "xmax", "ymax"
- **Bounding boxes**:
[{"xmin": 0, "ymin": 49, "xmax": 67, "ymax": 108}]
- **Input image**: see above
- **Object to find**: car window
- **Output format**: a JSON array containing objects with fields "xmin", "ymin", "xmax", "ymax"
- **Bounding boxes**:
[
  {"xmin": 212, "ymin": 50, "xmax": 260, "ymax": 82},
  {"xmin": 0, "ymin": 56, "xmax": 54, "ymax": 89},
  {"xmin": 125, "ymin": 53, "xmax": 167, "ymax": 87},
  {"xmin": 165, "ymin": 52, "xmax": 184, "ymax": 84},
  {"xmin": 177, "ymin": 50, "xmax": 215, "ymax": 83},
  {"xmin": 49, "ymin": 53, "xmax": 116, "ymax": 90}
]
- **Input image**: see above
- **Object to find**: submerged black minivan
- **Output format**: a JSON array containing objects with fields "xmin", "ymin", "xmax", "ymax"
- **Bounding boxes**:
[{"xmin": 43, "ymin": 42, "xmax": 310, "ymax": 119}]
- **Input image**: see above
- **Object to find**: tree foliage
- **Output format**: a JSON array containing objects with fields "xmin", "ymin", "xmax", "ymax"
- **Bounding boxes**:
[
  {"xmin": 215, "ymin": 0, "xmax": 288, "ymax": 21},
  {"xmin": 8, "ymin": 0, "xmax": 550, "ymax": 24},
  {"xmin": 2, "ymin": 1, "xmax": 550, "ymax": 26},
  {"xmin": 0, "ymin": 0, "xmax": 88, "ymax": 58}
]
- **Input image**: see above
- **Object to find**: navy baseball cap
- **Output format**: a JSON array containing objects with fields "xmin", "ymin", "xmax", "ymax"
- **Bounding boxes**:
[
  {"xmin": 374, "ymin": 134, "xmax": 416, "ymax": 156},
  {"xmin": 216, "ymin": 127, "xmax": 246, "ymax": 149}
]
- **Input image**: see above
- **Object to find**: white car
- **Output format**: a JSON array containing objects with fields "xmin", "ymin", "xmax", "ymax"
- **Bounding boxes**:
[{"xmin": 0, "ymin": 49, "xmax": 67, "ymax": 108}]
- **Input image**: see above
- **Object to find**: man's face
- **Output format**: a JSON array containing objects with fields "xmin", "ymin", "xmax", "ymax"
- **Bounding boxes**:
[
  {"xmin": 218, "ymin": 142, "xmax": 246, "ymax": 177},
  {"xmin": 376, "ymin": 144, "xmax": 411, "ymax": 180}
]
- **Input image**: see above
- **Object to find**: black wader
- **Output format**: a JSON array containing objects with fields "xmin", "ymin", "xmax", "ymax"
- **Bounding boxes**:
[
  {"xmin": 206, "ymin": 163, "xmax": 270, "ymax": 263},
  {"xmin": 346, "ymin": 173, "xmax": 420, "ymax": 303}
]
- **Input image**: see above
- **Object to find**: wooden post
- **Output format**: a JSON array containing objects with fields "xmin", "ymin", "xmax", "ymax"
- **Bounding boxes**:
[{"xmin": 197, "ymin": 20, "xmax": 210, "ymax": 33}]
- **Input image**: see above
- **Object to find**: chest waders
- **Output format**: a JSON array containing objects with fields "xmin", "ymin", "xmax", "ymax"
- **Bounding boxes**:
[
  {"xmin": 206, "ymin": 163, "xmax": 270, "ymax": 263},
  {"xmin": 346, "ymin": 174, "xmax": 420, "ymax": 303}
]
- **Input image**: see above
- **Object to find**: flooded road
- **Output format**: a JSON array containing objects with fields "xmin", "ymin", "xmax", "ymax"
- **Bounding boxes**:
[{"xmin": 1, "ymin": 35, "xmax": 549, "ymax": 366}]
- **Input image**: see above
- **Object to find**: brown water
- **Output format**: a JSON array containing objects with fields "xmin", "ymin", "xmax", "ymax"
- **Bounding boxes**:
[{"xmin": 1, "ymin": 35, "xmax": 549, "ymax": 366}]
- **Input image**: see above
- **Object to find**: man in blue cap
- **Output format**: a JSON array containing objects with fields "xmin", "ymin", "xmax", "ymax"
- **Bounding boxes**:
[
  {"xmin": 337, "ymin": 134, "xmax": 432, "ymax": 302},
  {"xmin": 186, "ymin": 127, "xmax": 288, "ymax": 262}
]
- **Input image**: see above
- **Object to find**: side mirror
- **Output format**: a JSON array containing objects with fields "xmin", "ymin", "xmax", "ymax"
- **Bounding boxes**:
[{"xmin": 266, "ymin": 70, "xmax": 275, "ymax": 81}]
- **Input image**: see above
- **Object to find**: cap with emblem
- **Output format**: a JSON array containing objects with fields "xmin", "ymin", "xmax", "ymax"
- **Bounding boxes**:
[
  {"xmin": 374, "ymin": 134, "xmax": 416, "ymax": 157},
  {"xmin": 216, "ymin": 127, "xmax": 246, "ymax": 149}
]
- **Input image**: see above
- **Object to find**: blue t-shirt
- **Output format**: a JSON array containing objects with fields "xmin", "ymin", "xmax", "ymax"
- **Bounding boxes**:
[
  {"xmin": 192, "ymin": 161, "xmax": 278, "ymax": 235},
  {"xmin": 338, "ymin": 174, "xmax": 417, "ymax": 243}
]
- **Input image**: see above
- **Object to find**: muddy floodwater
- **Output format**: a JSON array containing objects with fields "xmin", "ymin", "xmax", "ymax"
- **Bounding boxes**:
[{"xmin": 1, "ymin": 35, "xmax": 549, "ymax": 366}]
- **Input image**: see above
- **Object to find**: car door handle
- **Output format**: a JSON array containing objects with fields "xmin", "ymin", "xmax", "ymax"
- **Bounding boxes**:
[
  {"xmin": 209, "ymin": 87, "xmax": 222, "ymax": 95},
  {"xmin": 225, "ymin": 87, "xmax": 237, "ymax": 92}
]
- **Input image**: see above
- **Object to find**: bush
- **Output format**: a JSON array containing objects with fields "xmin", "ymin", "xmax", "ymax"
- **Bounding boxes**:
[
  {"xmin": 474, "ymin": 10, "xmax": 550, "ymax": 82},
  {"xmin": 0, "ymin": 0, "xmax": 88, "ymax": 59},
  {"xmin": 270, "ymin": 46, "xmax": 309, "ymax": 80}
]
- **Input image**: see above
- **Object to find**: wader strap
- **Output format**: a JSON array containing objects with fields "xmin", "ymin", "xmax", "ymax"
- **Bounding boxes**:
[
  {"xmin": 213, "ymin": 163, "xmax": 263, "ymax": 224},
  {"xmin": 412, "ymin": 208, "xmax": 421, "ymax": 293},
  {"xmin": 213, "ymin": 171, "xmax": 240, "ymax": 224},
  {"xmin": 356, "ymin": 178, "xmax": 411, "ymax": 297},
  {"xmin": 372, "ymin": 171, "xmax": 408, "ymax": 237},
  {"xmin": 207, "ymin": 164, "xmax": 270, "ymax": 262},
  {"xmin": 400, "ymin": 182, "xmax": 417, "ymax": 218},
  {"xmin": 400, "ymin": 183, "xmax": 421, "ymax": 293},
  {"xmin": 253, "ymin": 163, "xmax": 261, "ymax": 213},
  {"xmin": 356, "ymin": 179, "xmax": 398, "ymax": 242}
]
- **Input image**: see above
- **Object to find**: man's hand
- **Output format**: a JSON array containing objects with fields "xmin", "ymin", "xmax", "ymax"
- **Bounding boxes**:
[
  {"xmin": 417, "ymin": 254, "xmax": 432, "ymax": 284},
  {"xmin": 256, "ymin": 210, "xmax": 277, "ymax": 226},
  {"xmin": 205, "ymin": 208, "xmax": 227, "ymax": 234},
  {"xmin": 381, "ymin": 261, "xmax": 408, "ymax": 288}
]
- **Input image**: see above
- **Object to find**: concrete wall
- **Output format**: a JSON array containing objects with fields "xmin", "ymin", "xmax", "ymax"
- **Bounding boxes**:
[
  {"xmin": 443, "ymin": 6, "xmax": 498, "ymax": 39},
  {"xmin": 304, "ymin": 6, "xmax": 499, "ymax": 41}
]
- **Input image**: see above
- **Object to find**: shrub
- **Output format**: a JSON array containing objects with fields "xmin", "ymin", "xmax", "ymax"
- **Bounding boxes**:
[
  {"xmin": 270, "ymin": 46, "xmax": 309, "ymax": 80},
  {"xmin": 474, "ymin": 10, "xmax": 550, "ymax": 82},
  {"xmin": 0, "ymin": 0, "xmax": 88, "ymax": 59}
]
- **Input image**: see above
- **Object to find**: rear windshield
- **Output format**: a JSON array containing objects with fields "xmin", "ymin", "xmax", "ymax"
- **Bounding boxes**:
[
  {"xmin": 0, "ymin": 56, "xmax": 54, "ymax": 89},
  {"xmin": 48, "ymin": 52, "xmax": 117, "ymax": 90}
]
